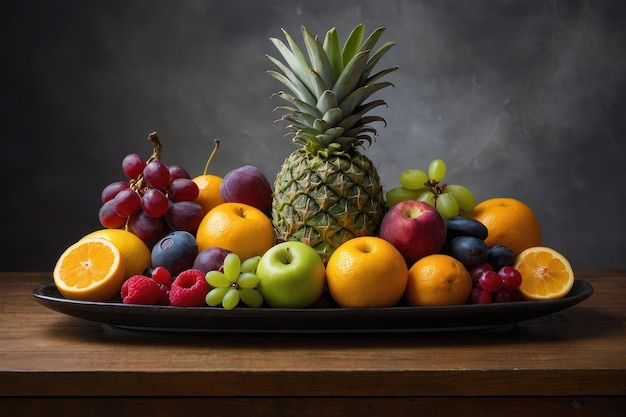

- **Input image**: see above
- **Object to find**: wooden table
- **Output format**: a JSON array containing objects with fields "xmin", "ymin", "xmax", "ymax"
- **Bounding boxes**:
[{"xmin": 1, "ymin": 271, "xmax": 624, "ymax": 416}]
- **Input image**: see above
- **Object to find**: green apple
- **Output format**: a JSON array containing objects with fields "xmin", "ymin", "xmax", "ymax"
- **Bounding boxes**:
[{"xmin": 256, "ymin": 241, "xmax": 326, "ymax": 308}]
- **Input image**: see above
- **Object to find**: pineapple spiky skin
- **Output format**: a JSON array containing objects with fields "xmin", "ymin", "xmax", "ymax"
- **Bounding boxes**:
[
  {"xmin": 267, "ymin": 24, "xmax": 397, "ymax": 263},
  {"xmin": 272, "ymin": 148, "xmax": 385, "ymax": 264}
]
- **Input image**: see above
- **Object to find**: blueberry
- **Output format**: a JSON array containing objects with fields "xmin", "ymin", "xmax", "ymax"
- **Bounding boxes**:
[{"xmin": 151, "ymin": 231, "xmax": 198, "ymax": 277}]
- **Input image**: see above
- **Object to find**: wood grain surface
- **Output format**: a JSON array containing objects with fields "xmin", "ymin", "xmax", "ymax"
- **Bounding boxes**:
[{"xmin": 1, "ymin": 270, "xmax": 624, "ymax": 416}]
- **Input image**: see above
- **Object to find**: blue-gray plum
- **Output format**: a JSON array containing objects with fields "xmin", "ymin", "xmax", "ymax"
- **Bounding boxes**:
[{"xmin": 151, "ymin": 231, "xmax": 198, "ymax": 276}]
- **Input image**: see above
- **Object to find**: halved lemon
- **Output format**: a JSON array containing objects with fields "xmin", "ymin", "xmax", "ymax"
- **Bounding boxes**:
[
  {"xmin": 513, "ymin": 246, "xmax": 574, "ymax": 300},
  {"xmin": 53, "ymin": 237, "xmax": 125, "ymax": 301}
]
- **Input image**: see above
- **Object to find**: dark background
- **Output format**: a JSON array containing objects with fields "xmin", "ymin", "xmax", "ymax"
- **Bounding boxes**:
[{"xmin": 4, "ymin": 0, "xmax": 625, "ymax": 271}]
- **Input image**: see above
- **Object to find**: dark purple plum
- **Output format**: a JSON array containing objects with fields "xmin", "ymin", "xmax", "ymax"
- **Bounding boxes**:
[
  {"xmin": 192, "ymin": 246, "xmax": 230, "ymax": 275},
  {"xmin": 151, "ymin": 231, "xmax": 198, "ymax": 277},
  {"xmin": 448, "ymin": 236, "xmax": 488, "ymax": 269},
  {"xmin": 219, "ymin": 165, "xmax": 273, "ymax": 215},
  {"xmin": 487, "ymin": 245, "xmax": 515, "ymax": 271}
]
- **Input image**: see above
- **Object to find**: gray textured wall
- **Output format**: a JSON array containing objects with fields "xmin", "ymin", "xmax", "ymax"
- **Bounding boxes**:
[{"xmin": 4, "ymin": 0, "xmax": 625, "ymax": 271}]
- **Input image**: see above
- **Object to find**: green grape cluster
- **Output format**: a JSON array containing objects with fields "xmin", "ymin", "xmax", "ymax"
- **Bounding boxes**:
[
  {"xmin": 386, "ymin": 159, "xmax": 476, "ymax": 220},
  {"xmin": 205, "ymin": 253, "xmax": 264, "ymax": 310}
]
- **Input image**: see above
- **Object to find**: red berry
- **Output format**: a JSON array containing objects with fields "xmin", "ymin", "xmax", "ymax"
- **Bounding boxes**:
[
  {"xmin": 151, "ymin": 266, "xmax": 173, "ymax": 287},
  {"xmin": 499, "ymin": 266, "xmax": 523, "ymax": 290},
  {"xmin": 479, "ymin": 270, "xmax": 502, "ymax": 293},
  {"xmin": 169, "ymin": 269, "xmax": 209, "ymax": 307},
  {"xmin": 121, "ymin": 275, "xmax": 162, "ymax": 305}
]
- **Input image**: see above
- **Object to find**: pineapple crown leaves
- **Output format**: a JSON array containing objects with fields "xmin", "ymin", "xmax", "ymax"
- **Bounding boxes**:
[{"xmin": 267, "ymin": 24, "xmax": 398, "ymax": 158}]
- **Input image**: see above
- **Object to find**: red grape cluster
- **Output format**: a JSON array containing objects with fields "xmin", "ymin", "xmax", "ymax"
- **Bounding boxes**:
[
  {"xmin": 98, "ymin": 132, "xmax": 204, "ymax": 244},
  {"xmin": 468, "ymin": 264, "xmax": 523, "ymax": 304}
]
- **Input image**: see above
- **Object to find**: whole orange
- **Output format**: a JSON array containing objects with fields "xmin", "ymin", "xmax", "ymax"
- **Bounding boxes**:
[
  {"xmin": 196, "ymin": 202, "xmax": 275, "ymax": 261},
  {"xmin": 192, "ymin": 174, "xmax": 224, "ymax": 214},
  {"xmin": 405, "ymin": 254, "xmax": 472, "ymax": 306},
  {"xmin": 468, "ymin": 197, "xmax": 541, "ymax": 257},
  {"xmin": 325, "ymin": 236, "xmax": 408, "ymax": 308}
]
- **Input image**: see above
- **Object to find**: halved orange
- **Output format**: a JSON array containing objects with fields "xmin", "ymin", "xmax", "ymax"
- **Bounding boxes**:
[
  {"xmin": 513, "ymin": 246, "xmax": 574, "ymax": 300},
  {"xmin": 53, "ymin": 237, "xmax": 125, "ymax": 301}
]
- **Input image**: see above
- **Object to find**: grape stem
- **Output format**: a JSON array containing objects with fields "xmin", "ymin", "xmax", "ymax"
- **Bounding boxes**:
[
  {"xmin": 131, "ymin": 131, "xmax": 163, "ymax": 193},
  {"xmin": 203, "ymin": 139, "xmax": 221, "ymax": 175},
  {"xmin": 427, "ymin": 180, "xmax": 446, "ymax": 199}
]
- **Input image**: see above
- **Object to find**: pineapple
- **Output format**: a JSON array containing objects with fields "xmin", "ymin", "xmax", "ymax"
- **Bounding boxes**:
[{"xmin": 267, "ymin": 24, "xmax": 397, "ymax": 263}]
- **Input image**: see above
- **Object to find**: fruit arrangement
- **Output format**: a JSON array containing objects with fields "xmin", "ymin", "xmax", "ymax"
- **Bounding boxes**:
[{"xmin": 52, "ymin": 24, "xmax": 576, "ymax": 313}]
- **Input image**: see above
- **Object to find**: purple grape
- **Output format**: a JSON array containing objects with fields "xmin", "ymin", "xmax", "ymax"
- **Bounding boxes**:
[
  {"xmin": 122, "ymin": 153, "xmax": 146, "ymax": 180},
  {"xmin": 168, "ymin": 178, "xmax": 199, "ymax": 202},
  {"xmin": 113, "ymin": 188, "xmax": 141, "ymax": 217},
  {"xmin": 99, "ymin": 200, "xmax": 127, "ymax": 229},
  {"xmin": 141, "ymin": 188, "xmax": 169, "ymax": 218},
  {"xmin": 468, "ymin": 285, "xmax": 492, "ymax": 304},
  {"xmin": 143, "ymin": 160, "xmax": 171, "ymax": 190},
  {"xmin": 169, "ymin": 165, "xmax": 191, "ymax": 180},
  {"xmin": 479, "ymin": 271, "xmax": 502, "ymax": 293},
  {"xmin": 167, "ymin": 200, "xmax": 204, "ymax": 232},
  {"xmin": 101, "ymin": 181, "xmax": 130, "ymax": 203},
  {"xmin": 493, "ymin": 288, "xmax": 523, "ymax": 303},
  {"xmin": 129, "ymin": 210, "xmax": 167, "ymax": 243},
  {"xmin": 498, "ymin": 266, "xmax": 523, "ymax": 290}
]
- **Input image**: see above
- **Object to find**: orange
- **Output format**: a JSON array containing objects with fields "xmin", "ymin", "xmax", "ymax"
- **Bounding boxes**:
[
  {"xmin": 469, "ymin": 197, "xmax": 541, "ymax": 257},
  {"xmin": 405, "ymin": 254, "xmax": 472, "ymax": 306},
  {"xmin": 82, "ymin": 228, "xmax": 151, "ymax": 278},
  {"xmin": 513, "ymin": 246, "xmax": 575, "ymax": 300},
  {"xmin": 325, "ymin": 236, "xmax": 408, "ymax": 308},
  {"xmin": 53, "ymin": 237, "xmax": 125, "ymax": 301},
  {"xmin": 192, "ymin": 174, "xmax": 224, "ymax": 214},
  {"xmin": 196, "ymin": 202, "xmax": 275, "ymax": 261}
]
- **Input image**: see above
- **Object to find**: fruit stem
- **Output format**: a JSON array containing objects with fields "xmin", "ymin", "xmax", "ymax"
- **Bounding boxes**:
[
  {"xmin": 203, "ymin": 139, "xmax": 220, "ymax": 175},
  {"xmin": 131, "ymin": 131, "xmax": 162, "ymax": 193},
  {"xmin": 146, "ymin": 131, "xmax": 163, "ymax": 163}
]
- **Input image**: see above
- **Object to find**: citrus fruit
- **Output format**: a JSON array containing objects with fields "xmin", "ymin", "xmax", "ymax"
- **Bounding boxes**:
[
  {"xmin": 83, "ymin": 229, "xmax": 151, "ymax": 278},
  {"xmin": 325, "ymin": 236, "xmax": 408, "ymax": 308},
  {"xmin": 405, "ymin": 254, "xmax": 472, "ymax": 306},
  {"xmin": 513, "ymin": 246, "xmax": 575, "ymax": 300},
  {"xmin": 469, "ymin": 197, "xmax": 541, "ymax": 257},
  {"xmin": 53, "ymin": 237, "xmax": 125, "ymax": 301},
  {"xmin": 195, "ymin": 202, "xmax": 275, "ymax": 261},
  {"xmin": 192, "ymin": 174, "xmax": 224, "ymax": 214}
]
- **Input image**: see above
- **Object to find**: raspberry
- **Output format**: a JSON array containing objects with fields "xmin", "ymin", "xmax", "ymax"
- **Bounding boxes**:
[
  {"xmin": 157, "ymin": 284, "xmax": 171, "ymax": 306},
  {"xmin": 121, "ymin": 275, "xmax": 162, "ymax": 305},
  {"xmin": 169, "ymin": 269, "xmax": 210, "ymax": 307},
  {"xmin": 151, "ymin": 266, "xmax": 173, "ymax": 287}
]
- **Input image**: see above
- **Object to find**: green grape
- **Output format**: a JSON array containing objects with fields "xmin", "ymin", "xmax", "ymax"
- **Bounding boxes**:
[
  {"xmin": 445, "ymin": 184, "xmax": 476, "ymax": 215},
  {"xmin": 436, "ymin": 192, "xmax": 459, "ymax": 219},
  {"xmin": 386, "ymin": 187, "xmax": 421, "ymax": 208},
  {"xmin": 222, "ymin": 253, "xmax": 241, "ymax": 282},
  {"xmin": 205, "ymin": 271, "xmax": 230, "ymax": 288},
  {"xmin": 222, "ymin": 287, "xmax": 241, "ymax": 310},
  {"xmin": 417, "ymin": 190, "xmax": 436, "ymax": 207},
  {"xmin": 206, "ymin": 287, "xmax": 229, "ymax": 306},
  {"xmin": 240, "ymin": 288, "xmax": 264, "ymax": 308},
  {"xmin": 241, "ymin": 256, "xmax": 261, "ymax": 273},
  {"xmin": 237, "ymin": 272, "xmax": 260, "ymax": 289},
  {"xmin": 398, "ymin": 169, "xmax": 429, "ymax": 191},
  {"xmin": 428, "ymin": 159, "xmax": 447, "ymax": 182}
]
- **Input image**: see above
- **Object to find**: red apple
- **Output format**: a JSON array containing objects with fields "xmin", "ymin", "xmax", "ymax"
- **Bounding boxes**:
[{"xmin": 379, "ymin": 200, "xmax": 447, "ymax": 266}]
